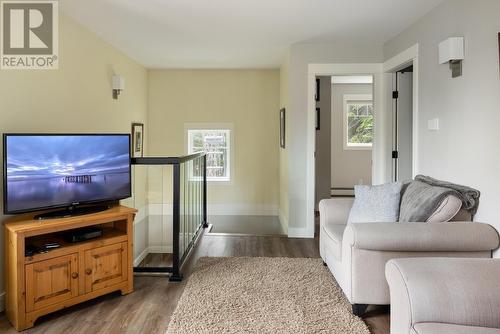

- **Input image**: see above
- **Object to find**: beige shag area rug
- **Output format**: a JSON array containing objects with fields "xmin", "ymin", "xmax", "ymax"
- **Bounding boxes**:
[{"xmin": 166, "ymin": 257, "xmax": 370, "ymax": 334}]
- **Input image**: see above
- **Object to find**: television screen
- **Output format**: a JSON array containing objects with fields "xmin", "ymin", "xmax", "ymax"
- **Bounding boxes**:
[{"xmin": 3, "ymin": 134, "xmax": 131, "ymax": 214}]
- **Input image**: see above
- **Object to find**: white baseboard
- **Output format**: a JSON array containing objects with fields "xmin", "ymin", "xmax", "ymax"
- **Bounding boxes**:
[
  {"xmin": 288, "ymin": 226, "xmax": 314, "ymax": 238},
  {"xmin": 147, "ymin": 203, "xmax": 278, "ymax": 216},
  {"xmin": 208, "ymin": 204, "xmax": 278, "ymax": 216},
  {"xmin": 133, "ymin": 248, "xmax": 149, "ymax": 267},
  {"xmin": 278, "ymin": 209, "xmax": 289, "ymax": 235},
  {"xmin": 0, "ymin": 292, "xmax": 5, "ymax": 312},
  {"xmin": 330, "ymin": 189, "xmax": 354, "ymax": 196},
  {"xmin": 148, "ymin": 245, "xmax": 173, "ymax": 253}
]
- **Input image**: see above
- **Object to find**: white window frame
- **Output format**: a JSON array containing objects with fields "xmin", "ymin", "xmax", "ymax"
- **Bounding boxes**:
[
  {"xmin": 185, "ymin": 123, "xmax": 233, "ymax": 183},
  {"xmin": 343, "ymin": 94, "xmax": 373, "ymax": 151}
]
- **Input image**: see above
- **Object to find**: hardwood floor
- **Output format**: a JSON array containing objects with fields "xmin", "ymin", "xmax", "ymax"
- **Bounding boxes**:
[
  {"xmin": 137, "ymin": 253, "xmax": 173, "ymax": 267},
  {"xmin": 0, "ymin": 229, "xmax": 389, "ymax": 333},
  {"xmin": 207, "ymin": 215, "xmax": 285, "ymax": 235}
]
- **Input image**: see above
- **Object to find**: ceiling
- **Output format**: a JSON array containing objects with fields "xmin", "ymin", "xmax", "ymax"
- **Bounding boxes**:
[{"xmin": 60, "ymin": 0, "xmax": 443, "ymax": 69}]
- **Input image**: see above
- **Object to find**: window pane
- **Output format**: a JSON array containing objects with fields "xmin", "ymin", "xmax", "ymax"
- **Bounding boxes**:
[
  {"xmin": 349, "ymin": 104, "xmax": 358, "ymax": 115},
  {"xmin": 347, "ymin": 102, "xmax": 373, "ymax": 145},
  {"xmin": 188, "ymin": 129, "xmax": 229, "ymax": 180},
  {"xmin": 192, "ymin": 133, "xmax": 204, "ymax": 148}
]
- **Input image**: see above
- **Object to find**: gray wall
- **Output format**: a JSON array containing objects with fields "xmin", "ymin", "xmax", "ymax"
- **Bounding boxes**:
[
  {"xmin": 315, "ymin": 76, "xmax": 332, "ymax": 208},
  {"xmin": 384, "ymin": 0, "xmax": 500, "ymax": 256},
  {"xmin": 331, "ymin": 83, "xmax": 373, "ymax": 189}
]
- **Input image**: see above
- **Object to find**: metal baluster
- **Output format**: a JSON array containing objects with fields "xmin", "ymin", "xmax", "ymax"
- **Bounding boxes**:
[
  {"xmin": 196, "ymin": 157, "xmax": 200, "ymax": 232},
  {"xmin": 170, "ymin": 163, "xmax": 182, "ymax": 281},
  {"xmin": 202, "ymin": 155, "xmax": 208, "ymax": 228}
]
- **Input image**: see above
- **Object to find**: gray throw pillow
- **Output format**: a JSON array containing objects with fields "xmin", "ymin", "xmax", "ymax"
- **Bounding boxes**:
[{"xmin": 347, "ymin": 182, "xmax": 403, "ymax": 224}]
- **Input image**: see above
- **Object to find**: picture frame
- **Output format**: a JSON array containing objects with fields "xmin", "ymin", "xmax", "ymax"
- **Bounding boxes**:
[
  {"xmin": 498, "ymin": 33, "xmax": 500, "ymax": 75},
  {"xmin": 131, "ymin": 122, "xmax": 144, "ymax": 158},
  {"xmin": 279, "ymin": 108, "xmax": 286, "ymax": 149}
]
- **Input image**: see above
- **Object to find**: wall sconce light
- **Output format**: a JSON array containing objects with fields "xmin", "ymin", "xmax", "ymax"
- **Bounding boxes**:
[
  {"xmin": 439, "ymin": 37, "xmax": 464, "ymax": 78},
  {"xmin": 112, "ymin": 75, "xmax": 125, "ymax": 99}
]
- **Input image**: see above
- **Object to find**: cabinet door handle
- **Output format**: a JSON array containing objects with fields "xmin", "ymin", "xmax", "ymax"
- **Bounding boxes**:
[
  {"xmin": 71, "ymin": 272, "xmax": 79, "ymax": 279},
  {"xmin": 85, "ymin": 269, "xmax": 92, "ymax": 275}
]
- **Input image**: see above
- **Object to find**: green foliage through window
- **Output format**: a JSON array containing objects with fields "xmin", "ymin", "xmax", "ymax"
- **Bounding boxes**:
[{"xmin": 347, "ymin": 102, "xmax": 373, "ymax": 146}]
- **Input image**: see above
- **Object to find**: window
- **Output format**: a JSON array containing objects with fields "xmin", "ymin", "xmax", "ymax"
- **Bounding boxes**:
[
  {"xmin": 343, "ymin": 94, "xmax": 373, "ymax": 150},
  {"xmin": 187, "ymin": 129, "xmax": 230, "ymax": 181}
]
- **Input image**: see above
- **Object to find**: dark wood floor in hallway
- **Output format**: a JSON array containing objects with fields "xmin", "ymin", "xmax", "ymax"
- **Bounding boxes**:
[{"xmin": 0, "ymin": 231, "xmax": 389, "ymax": 334}]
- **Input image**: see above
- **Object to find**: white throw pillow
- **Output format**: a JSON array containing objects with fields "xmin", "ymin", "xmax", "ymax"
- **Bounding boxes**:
[{"xmin": 347, "ymin": 182, "xmax": 403, "ymax": 224}]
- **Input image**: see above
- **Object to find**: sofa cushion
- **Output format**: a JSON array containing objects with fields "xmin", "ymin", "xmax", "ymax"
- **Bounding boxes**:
[
  {"xmin": 413, "ymin": 323, "xmax": 500, "ymax": 334},
  {"xmin": 427, "ymin": 194, "xmax": 462, "ymax": 222},
  {"xmin": 347, "ymin": 182, "xmax": 402, "ymax": 224},
  {"xmin": 322, "ymin": 224, "xmax": 345, "ymax": 261}
]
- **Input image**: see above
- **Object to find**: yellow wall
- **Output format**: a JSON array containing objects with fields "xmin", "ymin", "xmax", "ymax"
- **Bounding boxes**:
[
  {"xmin": 0, "ymin": 15, "xmax": 148, "ymax": 302},
  {"xmin": 0, "ymin": 16, "xmax": 282, "ymax": 306},
  {"xmin": 279, "ymin": 55, "xmax": 290, "ymax": 232},
  {"xmin": 147, "ymin": 70, "xmax": 280, "ymax": 214}
]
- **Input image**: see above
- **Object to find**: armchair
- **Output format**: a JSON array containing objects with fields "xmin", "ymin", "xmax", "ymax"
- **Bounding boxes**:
[
  {"xmin": 386, "ymin": 258, "xmax": 500, "ymax": 334},
  {"xmin": 319, "ymin": 197, "xmax": 499, "ymax": 316}
]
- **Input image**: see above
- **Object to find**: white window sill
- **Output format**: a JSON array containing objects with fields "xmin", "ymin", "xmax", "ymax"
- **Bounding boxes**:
[
  {"xmin": 208, "ymin": 179, "xmax": 232, "ymax": 186},
  {"xmin": 343, "ymin": 144, "xmax": 372, "ymax": 151},
  {"xmin": 208, "ymin": 178, "xmax": 230, "ymax": 182}
]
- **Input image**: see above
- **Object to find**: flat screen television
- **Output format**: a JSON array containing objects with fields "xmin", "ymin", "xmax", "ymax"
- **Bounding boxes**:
[{"xmin": 3, "ymin": 134, "xmax": 131, "ymax": 217}]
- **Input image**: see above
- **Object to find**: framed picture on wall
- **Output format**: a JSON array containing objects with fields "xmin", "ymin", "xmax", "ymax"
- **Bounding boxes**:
[
  {"xmin": 280, "ymin": 108, "xmax": 286, "ymax": 148},
  {"xmin": 131, "ymin": 122, "xmax": 144, "ymax": 158},
  {"xmin": 498, "ymin": 33, "xmax": 500, "ymax": 75}
]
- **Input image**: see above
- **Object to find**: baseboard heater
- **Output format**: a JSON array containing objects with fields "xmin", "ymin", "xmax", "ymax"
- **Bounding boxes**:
[{"xmin": 331, "ymin": 187, "xmax": 354, "ymax": 197}]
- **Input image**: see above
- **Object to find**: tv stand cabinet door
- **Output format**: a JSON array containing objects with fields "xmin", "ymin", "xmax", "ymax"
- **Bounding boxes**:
[
  {"xmin": 25, "ymin": 253, "xmax": 79, "ymax": 312},
  {"xmin": 84, "ymin": 242, "xmax": 128, "ymax": 293}
]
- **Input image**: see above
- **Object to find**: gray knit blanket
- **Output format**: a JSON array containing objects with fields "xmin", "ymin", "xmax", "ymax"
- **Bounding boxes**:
[
  {"xmin": 415, "ymin": 175, "xmax": 480, "ymax": 214},
  {"xmin": 399, "ymin": 175, "xmax": 480, "ymax": 222}
]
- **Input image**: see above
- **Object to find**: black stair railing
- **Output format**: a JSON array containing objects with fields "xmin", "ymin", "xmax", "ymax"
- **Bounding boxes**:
[{"xmin": 132, "ymin": 152, "xmax": 208, "ymax": 281}]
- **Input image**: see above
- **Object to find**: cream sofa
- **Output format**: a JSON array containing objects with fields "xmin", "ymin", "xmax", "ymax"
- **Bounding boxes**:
[
  {"xmin": 319, "ymin": 197, "xmax": 499, "ymax": 316},
  {"xmin": 386, "ymin": 258, "xmax": 500, "ymax": 334}
]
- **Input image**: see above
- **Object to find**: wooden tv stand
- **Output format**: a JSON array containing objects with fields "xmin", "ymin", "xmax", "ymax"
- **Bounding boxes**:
[{"xmin": 4, "ymin": 205, "xmax": 137, "ymax": 331}]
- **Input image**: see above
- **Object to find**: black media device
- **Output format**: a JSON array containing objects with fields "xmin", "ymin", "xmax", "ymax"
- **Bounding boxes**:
[
  {"xmin": 64, "ymin": 227, "xmax": 103, "ymax": 243},
  {"xmin": 3, "ymin": 133, "xmax": 132, "ymax": 219}
]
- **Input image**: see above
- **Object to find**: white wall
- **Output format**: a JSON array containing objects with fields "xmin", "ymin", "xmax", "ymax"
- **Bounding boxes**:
[
  {"xmin": 279, "ymin": 53, "xmax": 290, "ymax": 233},
  {"xmin": 286, "ymin": 43, "xmax": 383, "ymax": 235},
  {"xmin": 384, "ymin": 0, "xmax": 500, "ymax": 255},
  {"xmin": 331, "ymin": 83, "xmax": 373, "ymax": 188}
]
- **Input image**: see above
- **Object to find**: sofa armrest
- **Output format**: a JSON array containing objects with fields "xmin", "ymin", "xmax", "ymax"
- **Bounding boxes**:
[
  {"xmin": 343, "ymin": 222, "xmax": 499, "ymax": 252},
  {"xmin": 386, "ymin": 258, "xmax": 500, "ymax": 334},
  {"xmin": 319, "ymin": 198, "xmax": 353, "ymax": 228}
]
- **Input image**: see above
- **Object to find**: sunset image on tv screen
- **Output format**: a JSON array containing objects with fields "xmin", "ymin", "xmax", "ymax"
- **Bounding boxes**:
[{"xmin": 5, "ymin": 135, "xmax": 131, "ymax": 213}]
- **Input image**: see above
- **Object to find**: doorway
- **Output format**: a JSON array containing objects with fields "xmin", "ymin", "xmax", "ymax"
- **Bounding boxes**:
[
  {"xmin": 315, "ymin": 75, "xmax": 374, "ymax": 227},
  {"xmin": 383, "ymin": 43, "xmax": 419, "ymax": 184},
  {"xmin": 306, "ymin": 63, "xmax": 385, "ymax": 238},
  {"xmin": 308, "ymin": 63, "xmax": 382, "ymax": 237},
  {"xmin": 392, "ymin": 65, "xmax": 413, "ymax": 182}
]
